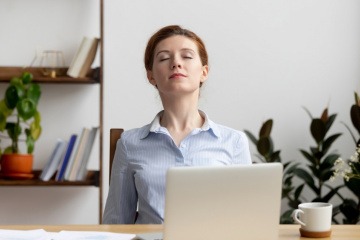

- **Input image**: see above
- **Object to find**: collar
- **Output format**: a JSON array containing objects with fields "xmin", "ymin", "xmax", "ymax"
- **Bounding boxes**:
[{"xmin": 140, "ymin": 110, "xmax": 220, "ymax": 139}]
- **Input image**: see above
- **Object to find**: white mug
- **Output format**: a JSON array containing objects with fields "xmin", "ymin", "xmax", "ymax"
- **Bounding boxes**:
[{"xmin": 292, "ymin": 202, "xmax": 332, "ymax": 232}]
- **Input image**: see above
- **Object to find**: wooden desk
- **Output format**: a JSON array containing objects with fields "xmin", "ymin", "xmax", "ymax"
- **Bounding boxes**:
[{"xmin": 0, "ymin": 224, "xmax": 359, "ymax": 239}]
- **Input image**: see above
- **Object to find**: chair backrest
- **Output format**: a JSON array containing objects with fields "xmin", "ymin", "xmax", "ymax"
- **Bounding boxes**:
[
  {"xmin": 109, "ymin": 128, "xmax": 124, "ymax": 181},
  {"xmin": 109, "ymin": 128, "xmax": 139, "ymax": 223}
]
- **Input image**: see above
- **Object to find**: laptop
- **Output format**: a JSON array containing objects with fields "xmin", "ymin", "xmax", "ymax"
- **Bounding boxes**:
[{"xmin": 135, "ymin": 163, "xmax": 283, "ymax": 240}]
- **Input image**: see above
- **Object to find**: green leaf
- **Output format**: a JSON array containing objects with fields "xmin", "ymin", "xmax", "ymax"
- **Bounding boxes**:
[
  {"xmin": 6, "ymin": 122, "xmax": 21, "ymax": 140},
  {"xmin": 311, "ymin": 119, "xmax": 326, "ymax": 144},
  {"xmin": 25, "ymin": 129, "xmax": 35, "ymax": 154},
  {"xmin": 259, "ymin": 119, "xmax": 272, "ymax": 138},
  {"xmin": 17, "ymin": 98, "xmax": 36, "ymax": 120},
  {"xmin": 257, "ymin": 136, "xmax": 271, "ymax": 157},
  {"xmin": 27, "ymin": 83, "xmax": 41, "ymax": 105},
  {"xmin": 0, "ymin": 112, "xmax": 6, "ymax": 131},
  {"xmin": 293, "ymin": 168, "xmax": 318, "ymax": 194},
  {"xmin": 321, "ymin": 154, "xmax": 339, "ymax": 167},
  {"xmin": 21, "ymin": 72, "xmax": 33, "ymax": 84},
  {"xmin": 30, "ymin": 119, "xmax": 42, "ymax": 140},
  {"xmin": 280, "ymin": 210, "xmax": 295, "ymax": 224},
  {"xmin": 294, "ymin": 184, "xmax": 304, "ymax": 199},
  {"xmin": 345, "ymin": 178, "xmax": 360, "ymax": 198},
  {"xmin": 322, "ymin": 133, "xmax": 342, "ymax": 155},
  {"xmin": 33, "ymin": 110, "xmax": 41, "ymax": 126},
  {"xmin": 300, "ymin": 149, "xmax": 317, "ymax": 165},
  {"xmin": 9, "ymin": 76, "xmax": 22, "ymax": 86},
  {"xmin": 309, "ymin": 165, "xmax": 320, "ymax": 178},
  {"xmin": 284, "ymin": 162, "xmax": 300, "ymax": 175},
  {"xmin": 350, "ymin": 105, "xmax": 360, "ymax": 135},
  {"xmin": 325, "ymin": 114, "xmax": 337, "ymax": 133},
  {"xmin": 10, "ymin": 78, "xmax": 25, "ymax": 98},
  {"xmin": 284, "ymin": 176, "xmax": 293, "ymax": 186},
  {"xmin": 270, "ymin": 150, "xmax": 281, "ymax": 162},
  {"xmin": 321, "ymin": 186, "xmax": 342, "ymax": 202},
  {"xmin": 0, "ymin": 99, "xmax": 12, "ymax": 117},
  {"xmin": 339, "ymin": 199, "xmax": 360, "ymax": 224},
  {"xmin": 4, "ymin": 85, "xmax": 19, "ymax": 109}
]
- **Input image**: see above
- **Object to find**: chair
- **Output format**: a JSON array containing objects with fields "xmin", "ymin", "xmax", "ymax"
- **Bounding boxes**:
[{"xmin": 109, "ymin": 128, "xmax": 124, "ymax": 181}]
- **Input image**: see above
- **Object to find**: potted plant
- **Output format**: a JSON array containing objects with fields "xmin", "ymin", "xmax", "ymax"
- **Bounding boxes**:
[{"xmin": 0, "ymin": 72, "xmax": 42, "ymax": 177}]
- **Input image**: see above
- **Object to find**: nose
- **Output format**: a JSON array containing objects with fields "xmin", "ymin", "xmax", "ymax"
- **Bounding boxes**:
[
  {"xmin": 171, "ymin": 56, "xmax": 182, "ymax": 69},
  {"xmin": 171, "ymin": 64, "xmax": 181, "ymax": 69}
]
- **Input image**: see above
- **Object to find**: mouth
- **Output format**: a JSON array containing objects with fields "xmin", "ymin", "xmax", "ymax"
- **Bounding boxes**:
[{"xmin": 169, "ymin": 73, "xmax": 186, "ymax": 79}]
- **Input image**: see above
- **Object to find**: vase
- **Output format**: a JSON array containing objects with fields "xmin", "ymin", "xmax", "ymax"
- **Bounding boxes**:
[{"xmin": 0, "ymin": 154, "xmax": 33, "ymax": 174}]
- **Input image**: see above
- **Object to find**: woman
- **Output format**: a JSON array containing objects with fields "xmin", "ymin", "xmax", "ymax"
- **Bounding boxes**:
[{"xmin": 103, "ymin": 25, "xmax": 252, "ymax": 224}]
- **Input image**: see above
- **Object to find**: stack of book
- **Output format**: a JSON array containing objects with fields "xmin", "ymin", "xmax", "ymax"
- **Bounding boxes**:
[
  {"xmin": 39, "ymin": 127, "xmax": 99, "ymax": 182},
  {"xmin": 67, "ymin": 36, "xmax": 99, "ymax": 78}
]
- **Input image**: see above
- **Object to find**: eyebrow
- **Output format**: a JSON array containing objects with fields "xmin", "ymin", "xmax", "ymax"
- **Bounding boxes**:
[{"xmin": 155, "ymin": 48, "xmax": 196, "ymax": 57}]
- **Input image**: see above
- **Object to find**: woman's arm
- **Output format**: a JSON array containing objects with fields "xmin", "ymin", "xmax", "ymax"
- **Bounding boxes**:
[{"xmin": 103, "ymin": 138, "xmax": 138, "ymax": 224}]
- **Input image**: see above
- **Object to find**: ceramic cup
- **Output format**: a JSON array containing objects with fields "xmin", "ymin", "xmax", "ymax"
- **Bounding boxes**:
[{"xmin": 292, "ymin": 202, "xmax": 332, "ymax": 234}]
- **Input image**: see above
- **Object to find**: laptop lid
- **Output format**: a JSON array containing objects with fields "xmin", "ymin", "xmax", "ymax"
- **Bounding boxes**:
[{"xmin": 163, "ymin": 163, "xmax": 283, "ymax": 240}]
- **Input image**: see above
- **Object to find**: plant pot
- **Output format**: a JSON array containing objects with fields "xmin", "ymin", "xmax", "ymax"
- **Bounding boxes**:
[{"xmin": 0, "ymin": 154, "xmax": 33, "ymax": 174}]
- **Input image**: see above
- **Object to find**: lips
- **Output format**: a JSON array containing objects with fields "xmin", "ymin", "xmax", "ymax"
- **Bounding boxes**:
[{"xmin": 169, "ymin": 73, "xmax": 186, "ymax": 79}]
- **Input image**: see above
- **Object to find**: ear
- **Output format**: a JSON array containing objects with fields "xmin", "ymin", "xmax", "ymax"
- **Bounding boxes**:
[
  {"xmin": 200, "ymin": 65, "xmax": 209, "ymax": 84},
  {"xmin": 147, "ymin": 70, "xmax": 156, "ymax": 86}
]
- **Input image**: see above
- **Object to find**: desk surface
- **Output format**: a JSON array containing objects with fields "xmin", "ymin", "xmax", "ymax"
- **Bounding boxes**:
[{"xmin": 0, "ymin": 224, "xmax": 359, "ymax": 239}]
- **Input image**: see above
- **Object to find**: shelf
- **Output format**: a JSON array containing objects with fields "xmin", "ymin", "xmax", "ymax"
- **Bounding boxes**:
[
  {"xmin": 0, "ymin": 0, "xmax": 104, "ymax": 223},
  {"xmin": 0, "ymin": 170, "xmax": 99, "ymax": 187},
  {"xmin": 0, "ymin": 67, "xmax": 100, "ymax": 84}
]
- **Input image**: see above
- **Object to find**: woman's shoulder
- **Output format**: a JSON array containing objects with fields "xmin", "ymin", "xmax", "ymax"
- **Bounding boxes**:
[
  {"xmin": 121, "ymin": 124, "xmax": 151, "ymax": 141},
  {"xmin": 209, "ymin": 120, "xmax": 247, "ymax": 138},
  {"xmin": 210, "ymin": 122, "xmax": 250, "ymax": 152}
]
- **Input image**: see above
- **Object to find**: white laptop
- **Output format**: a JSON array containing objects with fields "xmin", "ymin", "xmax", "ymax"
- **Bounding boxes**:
[{"xmin": 135, "ymin": 163, "xmax": 283, "ymax": 240}]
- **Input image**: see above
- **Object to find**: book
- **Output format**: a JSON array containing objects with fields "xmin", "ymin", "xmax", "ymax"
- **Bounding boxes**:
[
  {"xmin": 76, "ymin": 127, "xmax": 99, "ymax": 181},
  {"xmin": 77, "ymin": 38, "xmax": 99, "ymax": 78},
  {"xmin": 40, "ymin": 139, "xmax": 67, "ymax": 181},
  {"xmin": 55, "ymin": 134, "xmax": 77, "ymax": 181},
  {"xmin": 63, "ymin": 129, "xmax": 84, "ymax": 180},
  {"xmin": 66, "ymin": 127, "xmax": 90, "ymax": 181},
  {"xmin": 67, "ymin": 36, "xmax": 99, "ymax": 78}
]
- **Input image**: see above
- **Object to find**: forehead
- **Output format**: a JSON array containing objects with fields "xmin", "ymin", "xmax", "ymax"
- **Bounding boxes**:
[{"xmin": 155, "ymin": 35, "xmax": 198, "ymax": 54}]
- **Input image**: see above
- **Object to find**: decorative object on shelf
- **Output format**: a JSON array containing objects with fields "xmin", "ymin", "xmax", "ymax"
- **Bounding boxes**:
[
  {"xmin": 39, "ymin": 50, "xmax": 66, "ymax": 78},
  {"xmin": 0, "ymin": 72, "xmax": 42, "ymax": 179},
  {"xmin": 0, "ymin": 154, "xmax": 34, "ymax": 179}
]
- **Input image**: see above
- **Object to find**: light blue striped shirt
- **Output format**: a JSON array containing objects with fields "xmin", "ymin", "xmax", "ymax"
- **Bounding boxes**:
[{"xmin": 103, "ymin": 110, "xmax": 252, "ymax": 224}]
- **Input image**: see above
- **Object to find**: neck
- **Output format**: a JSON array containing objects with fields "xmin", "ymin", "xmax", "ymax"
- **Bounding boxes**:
[
  {"xmin": 159, "ymin": 107, "xmax": 204, "ymax": 147},
  {"xmin": 159, "ymin": 91, "xmax": 202, "ymax": 130},
  {"xmin": 160, "ymin": 108, "xmax": 203, "ymax": 131}
]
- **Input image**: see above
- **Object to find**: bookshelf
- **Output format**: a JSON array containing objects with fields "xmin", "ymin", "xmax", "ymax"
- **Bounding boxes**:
[
  {"xmin": 0, "ymin": 0, "xmax": 104, "ymax": 223},
  {"xmin": 0, "ymin": 67, "xmax": 100, "ymax": 84}
]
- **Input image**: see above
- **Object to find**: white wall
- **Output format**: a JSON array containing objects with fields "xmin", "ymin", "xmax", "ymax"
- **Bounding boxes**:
[
  {"xmin": 0, "ymin": 0, "xmax": 359, "ymax": 224},
  {"xmin": 103, "ymin": 0, "xmax": 360, "ymax": 218}
]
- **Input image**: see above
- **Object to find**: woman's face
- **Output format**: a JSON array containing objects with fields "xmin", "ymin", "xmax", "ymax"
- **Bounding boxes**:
[{"xmin": 147, "ymin": 35, "xmax": 208, "ymax": 97}]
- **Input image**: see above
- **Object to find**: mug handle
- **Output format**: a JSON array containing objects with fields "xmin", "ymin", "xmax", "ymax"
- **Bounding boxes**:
[{"xmin": 292, "ymin": 209, "xmax": 306, "ymax": 226}]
